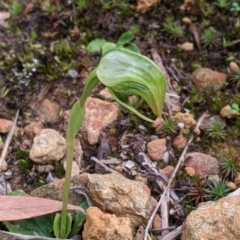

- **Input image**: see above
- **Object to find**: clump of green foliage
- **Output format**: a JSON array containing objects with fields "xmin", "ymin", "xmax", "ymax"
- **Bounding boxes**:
[
  {"xmin": 201, "ymin": 27, "xmax": 220, "ymax": 48},
  {"xmin": 163, "ymin": 15, "xmax": 185, "ymax": 40},
  {"xmin": 206, "ymin": 121, "xmax": 226, "ymax": 141},
  {"xmin": 204, "ymin": 179, "xmax": 232, "ymax": 201},
  {"xmin": 220, "ymin": 155, "xmax": 240, "ymax": 180},
  {"xmin": 157, "ymin": 117, "xmax": 178, "ymax": 136}
]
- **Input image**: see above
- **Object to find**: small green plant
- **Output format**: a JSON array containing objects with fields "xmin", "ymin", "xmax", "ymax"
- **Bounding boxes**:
[
  {"xmin": 220, "ymin": 156, "xmax": 240, "ymax": 180},
  {"xmin": 214, "ymin": 0, "xmax": 229, "ymax": 8},
  {"xmin": 163, "ymin": 15, "xmax": 185, "ymax": 40},
  {"xmin": 231, "ymin": 2, "xmax": 240, "ymax": 11},
  {"xmin": 230, "ymin": 70, "xmax": 240, "ymax": 88},
  {"xmin": 188, "ymin": 180, "xmax": 207, "ymax": 206},
  {"xmin": 55, "ymin": 46, "xmax": 166, "ymax": 238},
  {"xmin": 206, "ymin": 121, "xmax": 226, "ymax": 140},
  {"xmin": 201, "ymin": 27, "xmax": 220, "ymax": 48},
  {"xmin": 158, "ymin": 117, "xmax": 178, "ymax": 136},
  {"xmin": 9, "ymin": 1, "xmax": 24, "ymax": 16},
  {"xmin": 228, "ymin": 103, "xmax": 240, "ymax": 115},
  {"xmin": 204, "ymin": 179, "xmax": 232, "ymax": 201},
  {"xmin": 87, "ymin": 31, "xmax": 140, "ymax": 54}
]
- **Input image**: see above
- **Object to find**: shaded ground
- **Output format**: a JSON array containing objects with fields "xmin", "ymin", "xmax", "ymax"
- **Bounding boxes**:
[{"xmin": 1, "ymin": 0, "xmax": 240, "ymax": 239}]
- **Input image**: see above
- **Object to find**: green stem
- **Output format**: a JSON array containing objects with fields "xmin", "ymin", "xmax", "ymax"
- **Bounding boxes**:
[{"xmin": 59, "ymin": 69, "xmax": 99, "ymax": 238}]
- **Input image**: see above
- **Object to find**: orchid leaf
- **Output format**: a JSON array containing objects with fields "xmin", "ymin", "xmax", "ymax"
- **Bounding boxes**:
[
  {"xmin": 96, "ymin": 48, "xmax": 166, "ymax": 121},
  {"xmin": 124, "ymin": 43, "xmax": 141, "ymax": 53},
  {"xmin": 117, "ymin": 32, "xmax": 134, "ymax": 45}
]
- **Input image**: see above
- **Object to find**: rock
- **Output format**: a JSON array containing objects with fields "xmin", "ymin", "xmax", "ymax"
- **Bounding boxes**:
[
  {"xmin": 30, "ymin": 174, "xmax": 89, "ymax": 205},
  {"xmin": 182, "ymin": 17, "xmax": 192, "ymax": 24},
  {"xmin": 152, "ymin": 214, "xmax": 162, "ymax": 229},
  {"xmin": 99, "ymin": 87, "xmax": 113, "ymax": 101},
  {"xmin": 0, "ymin": 119, "xmax": 13, "ymax": 133},
  {"xmin": 172, "ymin": 112, "xmax": 196, "ymax": 129},
  {"xmin": 73, "ymin": 138, "xmax": 83, "ymax": 166},
  {"xmin": 226, "ymin": 181, "xmax": 237, "ymax": 190},
  {"xmin": 229, "ymin": 61, "xmax": 239, "ymax": 73},
  {"xmin": 184, "ymin": 152, "xmax": 219, "ymax": 178},
  {"xmin": 36, "ymin": 164, "xmax": 54, "ymax": 173},
  {"xmin": 24, "ymin": 121, "xmax": 44, "ymax": 139},
  {"xmin": 136, "ymin": 0, "xmax": 159, "ymax": 13},
  {"xmin": 220, "ymin": 105, "xmax": 238, "ymax": 119},
  {"xmin": 185, "ymin": 166, "xmax": 195, "ymax": 177},
  {"xmin": 82, "ymin": 206, "xmax": 133, "ymax": 240},
  {"xmin": 182, "ymin": 196, "xmax": 240, "ymax": 240},
  {"xmin": 178, "ymin": 42, "xmax": 194, "ymax": 51},
  {"xmin": 83, "ymin": 97, "xmax": 119, "ymax": 145},
  {"xmin": 63, "ymin": 159, "xmax": 80, "ymax": 177},
  {"xmin": 87, "ymin": 173, "xmax": 157, "ymax": 227},
  {"xmin": 159, "ymin": 165, "xmax": 174, "ymax": 177},
  {"xmin": 147, "ymin": 138, "xmax": 167, "ymax": 161},
  {"xmin": 29, "ymin": 129, "xmax": 66, "ymax": 164},
  {"xmin": 172, "ymin": 133, "xmax": 187, "ymax": 149},
  {"xmin": 199, "ymin": 115, "xmax": 226, "ymax": 131},
  {"xmin": 234, "ymin": 172, "xmax": 240, "ymax": 186},
  {"xmin": 36, "ymin": 98, "xmax": 61, "ymax": 123},
  {"xmin": 192, "ymin": 68, "xmax": 227, "ymax": 91}
]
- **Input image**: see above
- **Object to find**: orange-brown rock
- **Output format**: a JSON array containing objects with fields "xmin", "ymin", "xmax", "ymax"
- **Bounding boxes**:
[
  {"xmin": 83, "ymin": 97, "xmax": 119, "ymax": 145},
  {"xmin": 220, "ymin": 105, "xmax": 238, "ymax": 119},
  {"xmin": 172, "ymin": 112, "xmax": 196, "ymax": 129},
  {"xmin": 147, "ymin": 138, "xmax": 167, "ymax": 161},
  {"xmin": 136, "ymin": 0, "xmax": 159, "ymax": 13},
  {"xmin": 0, "ymin": 119, "xmax": 13, "ymax": 133},
  {"xmin": 192, "ymin": 68, "xmax": 227, "ymax": 91},
  {"xmin": 184, "ymin": 152, "xmax": 219, "ymax": 178},
  {"xmin": 82, "ymin": 207, "xmax": 133, "ymax": 240}
]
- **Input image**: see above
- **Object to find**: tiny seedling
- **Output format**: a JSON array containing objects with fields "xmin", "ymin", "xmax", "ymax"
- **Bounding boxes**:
[
  {"xmin": 56, "ymin": 46, "xmax": 166, "ymax": 238},
  {"xmin": 231, "ymin": 2, "xmax": 240, "ymax": 11},
  {"xmin": 228, "ymin": 103, "xmax": 240, "ymax": 115},
  {"xmin": 87, "ymin": 31, "xmax": 140, "ymax": 54}
]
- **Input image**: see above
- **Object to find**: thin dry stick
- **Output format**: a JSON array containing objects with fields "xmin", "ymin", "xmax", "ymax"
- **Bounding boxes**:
[
  {"xmin": 159, "ymin": 225, "xmax": 183, "ymax": 240},
  {"xmin": 0, "ymin": 110, "xmax": 19, "ymax": 172},
  {"xmin": 90, "ymin": 156, "xmax": 116, "ymax": 173},
  {"xmin": 144, "ymin": 112, "xmax": 208, "ymax": 240}
]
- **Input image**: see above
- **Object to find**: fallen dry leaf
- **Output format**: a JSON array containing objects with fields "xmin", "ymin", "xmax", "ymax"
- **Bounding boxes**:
[
  {"xmin": 0, "ymin": 196, "xmax": 85, "ymax": 221},
  {"xmin": 0, "ymin": 12, "xmax": 10, "ymax": 21}
]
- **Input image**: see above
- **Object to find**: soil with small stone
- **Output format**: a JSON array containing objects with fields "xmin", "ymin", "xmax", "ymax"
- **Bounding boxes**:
[{"xmin": 1, "ymin": 0, "xmax": 240, "ymax": 240}]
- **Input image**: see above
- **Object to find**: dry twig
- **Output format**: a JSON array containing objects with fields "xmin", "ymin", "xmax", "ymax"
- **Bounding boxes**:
[
  {"xmin": 144, "ymin": 112, "xmax": 208, "ymax": 240},
  {"xmin": 0, "ymin": 110, "xmax": 19, "ymax": 172},
  {"xmin": 90, "ymin": 156, "xmax": 116, "ymax": 173}
]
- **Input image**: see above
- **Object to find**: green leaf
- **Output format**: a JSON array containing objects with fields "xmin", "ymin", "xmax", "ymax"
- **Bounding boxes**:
[
  {"xmin": 96, "ymin": 48, "xmax": 166, "ymax": 120},
  {"xmin": 68, "ymin": 201, "xmax": 89, "ymax": 238},
  {"xmin": 102, "ymin": 42, "xmax": 116, "ymax": 55},
  {"xmin": 53, "ymin": 213, "xmax": 72, "ymax": 238},
  {"xmin": 117, "ymin": 32, "xmax": 135, "ymax": 45},
  {"xmin": 87, "ymin": 39, "xmax": 107, "ymax": 53},
  {"xmin": 124, "ymin": 43, "xmax": 141, "ymax": 54},
  {"xmin": 9, "ymin": 189, "xmax": 28, "ymax": 196},
  {"xmin": 4, "ymin": 215, "xmax": 54, "ymax": 237}
]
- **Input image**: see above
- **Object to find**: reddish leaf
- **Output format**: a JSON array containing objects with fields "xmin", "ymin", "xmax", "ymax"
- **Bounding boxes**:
[{"xmin": 0, "ymin": 196, "xmax": 85, "ymax": 221}]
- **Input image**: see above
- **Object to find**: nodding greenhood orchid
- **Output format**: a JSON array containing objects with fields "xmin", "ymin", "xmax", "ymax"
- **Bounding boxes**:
[{"xmin": 56, "ymin": 46, "xmax": 166, "ymax": 239}]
